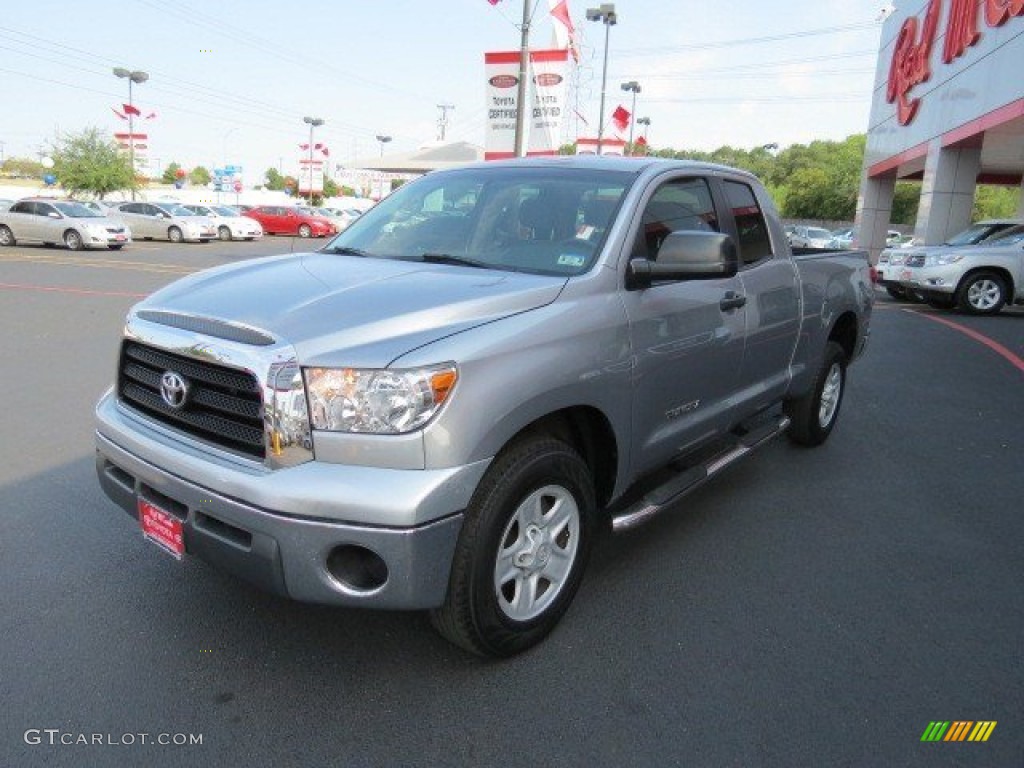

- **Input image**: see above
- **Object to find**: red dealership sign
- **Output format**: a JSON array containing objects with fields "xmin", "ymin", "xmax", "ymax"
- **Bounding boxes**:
[{"xmin": 888, "ymin": 0, "xmax": 1024, "ymax": 125}]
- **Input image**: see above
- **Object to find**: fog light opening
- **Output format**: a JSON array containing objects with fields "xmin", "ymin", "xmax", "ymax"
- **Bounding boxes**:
[{"xmin": 326, "ymin": 544, "xmax": 389, "ymax": 592}]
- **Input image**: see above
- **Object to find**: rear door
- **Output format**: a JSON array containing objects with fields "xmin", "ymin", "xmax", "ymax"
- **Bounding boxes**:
[
  {"xmin": 619, "ymin": 174, "xmax": 747, "ymax": 475},
  {"xmin": 6, "ymin": 201, "xmax": 38, "ymax": 241},
  {"xmin": 715, "ymin": 177, "xmax": 801, "ymax": 406}
]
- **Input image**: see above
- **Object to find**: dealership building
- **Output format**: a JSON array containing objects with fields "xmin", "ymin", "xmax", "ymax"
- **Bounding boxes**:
[{"xmin": 856, "ymin": 0, "xmax": 1024, "ymax": 258}]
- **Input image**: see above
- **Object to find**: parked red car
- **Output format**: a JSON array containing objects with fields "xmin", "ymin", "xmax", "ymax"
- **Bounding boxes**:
[{"xmin": 243, "ymin": 205, "xmax": 336, "ymax": 238}]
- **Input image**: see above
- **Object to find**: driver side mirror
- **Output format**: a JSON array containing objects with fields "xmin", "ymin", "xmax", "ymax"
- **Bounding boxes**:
[
  {"xmin": 627, "ymin": 231, "xmax": 739, "ymax": 290},
  {"xmin": 47, "ymin": 212, "xmax": 61, "ymax": 219}
]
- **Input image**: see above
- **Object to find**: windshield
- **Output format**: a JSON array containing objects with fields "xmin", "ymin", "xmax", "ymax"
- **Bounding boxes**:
[
  {"xmin": 213, "ymin": 206, "xmax": 239, "ymax": 216},
  {"xmin": 980, "ymin": 224, "xmax": 1024, "ymax": 245},
  {"xmin": 945, "ymin": 222, "xmax": 1017, "ymax": 246},
  {"xmin": 53, "ymin": 201, "xmax": 102, "ymax": 218},
  {"xmin": 158, "ymin": 203, "xmax": 197, "ymax": 216},
  {"xmin": 807, "ymin": 228, "xmax": 832, "ymax": 239},
  {"xmin": 323, "ymin": 166, "xmax": 632, "ymax": 276}
]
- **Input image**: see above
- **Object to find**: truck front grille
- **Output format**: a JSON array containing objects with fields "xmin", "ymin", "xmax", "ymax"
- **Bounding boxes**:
[{"xmin": 117, "ymin": 341, "xmax": 265, "ymax": 459}]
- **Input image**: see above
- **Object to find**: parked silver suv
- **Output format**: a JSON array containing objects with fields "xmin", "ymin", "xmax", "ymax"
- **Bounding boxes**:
[{"xmin": 0, "ymin": 198, "xmax": 131, "ymax": 250}]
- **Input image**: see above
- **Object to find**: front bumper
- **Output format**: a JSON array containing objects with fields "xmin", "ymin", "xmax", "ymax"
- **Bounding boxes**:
[
  {"xmin": 94, "ymin": 393, "xmax": 484, "ymax": 609},
  {"xmin": 900, "ymin": 266, "xmax": 960, "ymax": 295}
]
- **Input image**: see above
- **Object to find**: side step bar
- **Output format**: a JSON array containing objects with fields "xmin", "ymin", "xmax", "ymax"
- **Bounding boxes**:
[{"xmin": 611, "ymin": 415, "xmax": 790, "ymax": 533}]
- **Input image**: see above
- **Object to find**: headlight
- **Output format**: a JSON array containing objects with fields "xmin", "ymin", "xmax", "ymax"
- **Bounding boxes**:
[
  {"xmin": 305, "ymin": 364, "xmax": 458, "ymax": 434},
  {"xmin": 926, "ymin": 253, "xmax": 965, "ymax": 266}
]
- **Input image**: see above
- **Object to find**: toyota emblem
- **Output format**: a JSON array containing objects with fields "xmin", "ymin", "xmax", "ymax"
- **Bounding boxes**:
[{"xmin": 160, "ymin": 371, "xmax": 189, "ymax": 409}]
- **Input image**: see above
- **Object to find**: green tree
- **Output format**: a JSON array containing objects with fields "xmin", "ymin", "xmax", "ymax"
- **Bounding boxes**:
[
  {"xmin": 974, "ymin": 184, "xmax": 1021, "ymax": 219},
  {"xmin": 51, "ymin": 127, "xmax": 135, "ymax": 199},
  {"xmin": 323, "ymin": 177, "xmax": 339, "ymax": 198},
  {"xmin": 189, "ymin": 166, "xmax": 211, "ymax": 186},
  {"xmin": 162, "ymin": 162, "xmax": 183, "ymax": 184},
  {"xmin": 264, "ymin": 167, "xmax": 285, "ymax": 190},
  {"xmin": 891, "ymin": 183, "xmax": 922, "ymax": 225},
  {"xmin": 1, "ymin": 156, "xmax": 44, "ymax": 178}
]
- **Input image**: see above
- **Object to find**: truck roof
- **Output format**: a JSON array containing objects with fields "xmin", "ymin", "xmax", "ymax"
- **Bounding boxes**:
[{"xmin": 455, "ymin": 155, "xmax": 761, "ymax": 182}]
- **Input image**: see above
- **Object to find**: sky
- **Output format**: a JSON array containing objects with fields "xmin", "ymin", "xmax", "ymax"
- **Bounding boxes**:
[{"xmin": 0, "ymin": 0, "xmax": 892, "ymax": 183}]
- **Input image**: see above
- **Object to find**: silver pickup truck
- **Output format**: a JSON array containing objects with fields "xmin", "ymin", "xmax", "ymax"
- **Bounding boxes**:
[{"xmin": 95, "ymin": 157, "xmax": 872, "ymax": 656}]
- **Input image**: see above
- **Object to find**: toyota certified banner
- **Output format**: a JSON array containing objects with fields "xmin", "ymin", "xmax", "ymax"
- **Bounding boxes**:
[{"xmin": 484, "ymin": 49, "xmax": 569, "ymax": 160}]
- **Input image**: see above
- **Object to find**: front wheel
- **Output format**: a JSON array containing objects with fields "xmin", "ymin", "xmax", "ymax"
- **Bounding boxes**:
[
  {"xmin": 784, "ymin": 341, "xmax": 847, "ymax": 447},
  {"xmin": 956, "ymin": 272, "xmax": 1006, "ymax": 315},
  {"xmin": 168, "ymin": 226, "xmax": 184, "ymax": 243},
  {"xmin": 430, "ymin": 437, "xmax": 595, "ymax": 657},
  {"xmin": 218, "ymin": 225, "xmax": 232, "ymax": 241},
  {"xmin": 63, "ymin": 229, "xmax": 84, "ymax": 251},
  {"xmin": 298, "ymin": 224, "xmax": 312, "ymax": 238}
]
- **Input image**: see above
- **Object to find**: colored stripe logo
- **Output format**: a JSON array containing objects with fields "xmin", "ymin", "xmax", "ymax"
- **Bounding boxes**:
[{"xmin": 921, "ymin": 721, "xmax": 997, "ymax": 742}]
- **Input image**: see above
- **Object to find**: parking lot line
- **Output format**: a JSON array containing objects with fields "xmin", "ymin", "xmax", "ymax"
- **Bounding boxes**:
[
  {"xmin": 902, "ymin": 308, "xmax": 1024, "ymax": 374},
  {"xmin": 0, "ymin": 252, "xmax": 193, "ymax": 275},
  {"xmin": 0, "ymin": 281, "xmax": 148, "ymax": 298}
]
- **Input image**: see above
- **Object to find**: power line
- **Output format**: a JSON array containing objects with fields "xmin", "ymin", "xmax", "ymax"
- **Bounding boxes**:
[{"xmin": 616, "ymin": 21, "xmax": 880, "ymax": 57}]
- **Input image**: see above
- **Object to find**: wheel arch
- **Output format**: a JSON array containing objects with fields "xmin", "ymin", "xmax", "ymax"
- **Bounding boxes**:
[
  {"xmin": 502, "ymin": 406, "xmax": 618, "ymax": 511},
  {"xmin": 828, "ymin": 310, "xmax": 859, "ymax": 361},
  {"xmin": 956, "ymin": 266, "xmax": 1014, "ymax": 300}
]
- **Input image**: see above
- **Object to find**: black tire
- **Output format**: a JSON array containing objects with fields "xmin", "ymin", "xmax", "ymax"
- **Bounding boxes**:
[
  {"xmin": 430, "ymin": 436, "xmax": 595, "ymax": 657},
  {"xmin": 63, "ymin": 229, "xmax": 84, "ymax": 251},
  {"xmin": 218, "ymin": 225, "xmax": 232, "ymax": 241},
  {"xmin": 168, "ymin": 226, "xmax": 184, "ymax": 243},
  {"xmin": 904, "ymin": 287, "xmax": 925, "ymax": 303},
  {"xmin": 784, "ymin": 341, "xmax": 847, "ymax": 447},
  {"xmin": 108, "ymin": 244, "xmax": 125, "ymax": 250},
  {"xmin": 0, "ymin": 226, "xmax": 16, "ymax": 247},
  {"xmin": 298, "ymin": 224, "xmax": 312, "ymax": 238},
  {"xmin": 884, "ymin": 285, "xmax": 905, "ymax": 300},
  {"xmin": 956, "ymin": 271, "xmax": 1007, "ymax": 315}
]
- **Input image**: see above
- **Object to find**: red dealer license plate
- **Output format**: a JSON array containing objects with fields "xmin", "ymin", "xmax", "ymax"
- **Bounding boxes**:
[{"xmin": 138, "ymin": 499, "xmax": 185, "ymax": 559}]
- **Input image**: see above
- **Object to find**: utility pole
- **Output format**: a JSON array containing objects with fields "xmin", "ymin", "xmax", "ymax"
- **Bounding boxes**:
[
  {"xmin": 514, "ymin": 0, "xmax": 531, "ymax": 157},
  {"xmin": 436, "ymin": 104, "xmax": 455, "ymax": 142}
]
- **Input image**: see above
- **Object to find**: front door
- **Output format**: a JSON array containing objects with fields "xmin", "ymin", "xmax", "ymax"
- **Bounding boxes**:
[{"xmin": 620, "ymin": 175, "xmax": 747, "ymax": 475}]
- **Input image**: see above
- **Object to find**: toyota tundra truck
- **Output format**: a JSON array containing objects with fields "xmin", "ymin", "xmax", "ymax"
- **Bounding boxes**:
[{"xmin": 95, "ymin": 157, "xmax": 872, "ymax": 656}]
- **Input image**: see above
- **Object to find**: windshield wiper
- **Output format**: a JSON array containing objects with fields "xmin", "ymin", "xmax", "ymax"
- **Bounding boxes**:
[
  {"xmin": 420, "ymin": 252, "xmax": 491, "ymax": 269},
  {"xmin": 324, "ymin": 245, "xmax": 371, "ymax": 257}
]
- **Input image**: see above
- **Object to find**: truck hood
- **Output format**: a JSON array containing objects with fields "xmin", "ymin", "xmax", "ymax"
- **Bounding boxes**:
[{"xmin": 137, "ymin": 252, "xmax": 567, "ymax": 367}]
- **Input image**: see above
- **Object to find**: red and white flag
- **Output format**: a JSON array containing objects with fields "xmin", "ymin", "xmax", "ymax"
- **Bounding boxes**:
[
  {"xmin": 487, "ymin": 0, "xmax": 502, "ymax": 4},
  {"xmin": 548, "ymin": 0, "xmax": 580, "ymax": 61},
  {"xmin": 144, "ymin": 111, "xmax": 157, "ymax": 119},
  {"xmin": 123, "ymin": 103, "xmax": 141, "ymax": 117}
]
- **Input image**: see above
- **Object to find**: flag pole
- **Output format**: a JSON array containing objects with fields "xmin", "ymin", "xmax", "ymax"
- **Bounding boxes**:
[{"xmin": 514, "ymin": 0, "xmax": 531, "ymax": 157}]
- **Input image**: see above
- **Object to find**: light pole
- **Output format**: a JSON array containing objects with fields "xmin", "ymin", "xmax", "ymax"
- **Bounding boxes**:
[
  {"xmin": 375, "ymin": 134, "xmax": 392, "ymax": 158},
  {"xmin": 620, "ymin": 80, "xmax": 641, "ymax": 152},
  {"xmin": 636, "ymin": 116, "xmax": 651, "ymax": 151},
  {"xmin": 303, "ymin": 116, "xmax": 324, "ymax": 203},
  {"xmin": 113, "ymin": 67, "xmax": 149, "ymax": 200},
  {"xmin": 586, "ymin": 5, "xmax": 617, "ymax": 155},
  {"xmin": 220, "ymin": 127, "xmax": 239, "ymax": 204}
]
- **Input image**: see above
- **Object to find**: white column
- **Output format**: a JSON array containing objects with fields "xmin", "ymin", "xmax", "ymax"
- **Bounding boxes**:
[
  {"xmin": 854, "ymin": 171, "xmax": 895, "ymax": 263},
  {"xmin": 915, "ymin": 140, "xmax": 981, "ymax": 245}
]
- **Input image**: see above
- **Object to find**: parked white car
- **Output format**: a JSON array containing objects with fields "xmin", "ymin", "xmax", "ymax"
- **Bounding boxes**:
[
  {"xmin": 113, "ymin": 201, "xmax": 216, "ymax": 243},
  {"xmin": 898, "ymin": 225, "xmax": 1024, "ymax": 313},
  {"xmin": 182, "ymin": 204, "xmax": 263, "ymax": 241},
  {"xmin": 0, "ymin": 197, "xmax": 131, "ymax": 250}
]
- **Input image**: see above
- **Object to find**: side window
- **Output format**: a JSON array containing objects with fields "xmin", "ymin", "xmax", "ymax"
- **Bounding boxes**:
[
  {"xmin": 723, "ymin": 180, "xmax": 772, "ymax": 266},
  {"xmin": 631, "ymin": 177, "xmax": 718, "ymax": 261},
  {"xmin": 37, "ymin": 203, "xmax": 57, "ymax": 217},
  {"xmin": 10, "ymin": 201, "xmax": 32, "ymax": 214}
]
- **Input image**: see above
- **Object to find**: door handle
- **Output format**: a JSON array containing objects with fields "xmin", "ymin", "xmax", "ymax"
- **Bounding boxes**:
[{"xmin": 719, "ymin": 291, "xmax": 747, "ymax": 312}]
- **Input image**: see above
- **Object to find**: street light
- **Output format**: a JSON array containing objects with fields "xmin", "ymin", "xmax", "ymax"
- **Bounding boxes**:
[
  {"xmin": 586, "ymin": 4, "xmax": 617, "ymax": 155},
  {"xmin": 303, "ymin": 116, "xmax": 324, "ymax": 202},
  {"xmin": 375, "ymin": 134, "xmax": 392, "ymax": 158},
  {"xmin": 113, "ymin": 67, "xmax": 149, "ymax": 200},
  {"xmin": 620, "ymin": 80, "xmax": 641, "ymax": 152},
  {"xmin": 636, "ymin": 116, "xmax": 651, "ymax": 150}
]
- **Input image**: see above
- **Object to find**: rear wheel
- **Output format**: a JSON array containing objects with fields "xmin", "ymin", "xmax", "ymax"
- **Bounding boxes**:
[
  {"xmin": 956, "ymin": 272, "xmax": 1006, "ymax": 315},
  {"xmin": 785, "ymin": 341, "xmax": 847, "ymax": 447},
  {"xmin": 218, "ymin": 225, "xmax": 232, "ymax": 241},
  {"xmin": 63, "ymin": 229, "xmax": 84, "ymax": 251},
  {"xmin": 168, "ymin": 226, "xmax": 184, "ymax": 243},
  {"xmin": 430, "ymin": 436, "xmax": 595, "ymax": 657},
  {"xmin": 0, "ymin": 225, "xmax": 15, "ymax": 246},
  {"xmin": 298, "ymin": 224, "xmax": 312, "ymax": 238}
]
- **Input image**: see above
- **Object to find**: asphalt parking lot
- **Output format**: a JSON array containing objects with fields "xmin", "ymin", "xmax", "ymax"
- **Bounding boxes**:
[{"xmin": 1, "ymin": 240, "xmax": 1021, "ymax": 767}]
